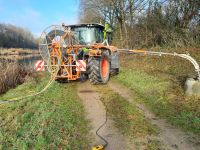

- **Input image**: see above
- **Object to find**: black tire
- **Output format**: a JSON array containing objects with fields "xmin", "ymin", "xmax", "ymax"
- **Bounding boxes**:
[
  {"xmin": 88, "ymin": 51, "xmax": 110, "ymax": 84},
  {"xmin": 111, "ymin": 68, "xmax": 119, "ymax": 76}
]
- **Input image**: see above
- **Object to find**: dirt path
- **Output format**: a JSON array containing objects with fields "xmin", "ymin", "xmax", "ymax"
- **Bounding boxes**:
[
  {"xmin": 109, "ymin": 81, "xmax": 200, "ymax": 150},
  {"xmin": 78, "ymin": 82, "xmax": 131, "ymax": 150}
]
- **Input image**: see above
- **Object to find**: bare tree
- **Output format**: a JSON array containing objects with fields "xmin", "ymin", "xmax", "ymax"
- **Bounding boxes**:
[{"xmin": 79, "ymin": 0, "xmax": 200, "ymax": 48}]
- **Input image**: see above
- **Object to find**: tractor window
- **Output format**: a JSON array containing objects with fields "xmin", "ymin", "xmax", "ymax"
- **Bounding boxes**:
[
  {"xmin": 72, "ymin": 27, "xmax": 96, "ymax": 45},
  {"xmin": 95, "ymin": 28, "xmax": 103, "ymax": 43}
]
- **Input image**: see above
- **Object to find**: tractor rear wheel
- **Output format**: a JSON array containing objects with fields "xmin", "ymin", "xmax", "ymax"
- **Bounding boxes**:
[{"xmin": 88, "ymin": 51, "xmax": 110, "ymax": 84}]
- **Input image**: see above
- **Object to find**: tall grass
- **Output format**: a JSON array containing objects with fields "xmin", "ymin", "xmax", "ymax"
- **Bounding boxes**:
[{"xmin": 0, "ymin": 62, "xmax": 31, "ymax": 94}]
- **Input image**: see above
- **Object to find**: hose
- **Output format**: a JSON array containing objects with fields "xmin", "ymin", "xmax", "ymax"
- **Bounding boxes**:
[
  {"xmin": 0, "ymin": 63, "xmax": 60, "ymax": 105},
  {"xmin": 118, "ymin": 49, "xmax": 200, "ymax": 80}
]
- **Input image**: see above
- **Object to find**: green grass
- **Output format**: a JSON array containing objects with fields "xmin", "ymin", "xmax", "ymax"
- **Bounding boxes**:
[
  {"xmin": 114, "ymin": 68, "xmax": 200, "ymax": 136},
  {"xmin": 0, "ymin": 75, "xmax": 90, "ymax": 149},
  {"xmin": 95, "ymin": 85, "xmax": 160, "ymax": 149}
]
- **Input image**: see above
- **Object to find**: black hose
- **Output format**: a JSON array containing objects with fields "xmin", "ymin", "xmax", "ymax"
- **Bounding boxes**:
[{"xmin": 95, "ymin": 104, "xmax": 108, "ymax": 148}]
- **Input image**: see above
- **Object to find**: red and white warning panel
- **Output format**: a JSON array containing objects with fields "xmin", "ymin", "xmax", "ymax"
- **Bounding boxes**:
[
  {"xmin": 34, "ymin": 60, "xmax": 45, "ymax": 71},
  {"xmin": 76, "ymin": 60, "xmax": 86, "ymax": 71}
]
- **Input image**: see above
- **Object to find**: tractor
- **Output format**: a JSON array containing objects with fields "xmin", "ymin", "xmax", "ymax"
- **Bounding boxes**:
[{"xmin": 39, "ymin": 23, "xmax": 119, "ymax": 84}]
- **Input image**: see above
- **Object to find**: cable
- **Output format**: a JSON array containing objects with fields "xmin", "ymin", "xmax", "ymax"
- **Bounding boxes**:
[{"xmin": 92, "ymin": 105, "xmax": 108, "ymax": 150}]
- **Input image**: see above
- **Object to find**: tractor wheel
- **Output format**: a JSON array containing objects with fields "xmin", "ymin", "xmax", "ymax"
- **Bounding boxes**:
[{"xmin": 88, "ymin": 51, "xmax": 110, "ymax": 84}]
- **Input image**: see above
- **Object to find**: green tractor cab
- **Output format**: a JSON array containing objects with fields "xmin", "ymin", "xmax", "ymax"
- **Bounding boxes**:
[{"xmin": 65, "ymin": 23, "xmax": 112, "ymax": 45}]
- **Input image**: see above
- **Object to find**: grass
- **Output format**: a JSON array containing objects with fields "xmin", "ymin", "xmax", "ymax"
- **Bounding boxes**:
[
  {"xmin": 115, "ymin": 50, "xmax": 200, "ymax": 136},
  {"xmin": 95, "ymin": 84, "xmax": 161, "ymax": 149},
  {"xmin": 0, "ymin": 74, "xmax": 90, "ymax": 149}
]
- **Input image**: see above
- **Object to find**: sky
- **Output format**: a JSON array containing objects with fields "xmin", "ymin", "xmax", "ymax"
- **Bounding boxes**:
[{"xmin": 0, "ymin": 0, "xmax": 80, "ymax": 37}]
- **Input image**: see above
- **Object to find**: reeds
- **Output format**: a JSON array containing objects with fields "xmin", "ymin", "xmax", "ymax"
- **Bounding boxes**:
[
  {"xmin": 0, "ymin": 48, "xmax": 39, "ymax": 55},
  {"xmin": 0, "ymin": 62, "xmax": 30, "ymax": 94}
]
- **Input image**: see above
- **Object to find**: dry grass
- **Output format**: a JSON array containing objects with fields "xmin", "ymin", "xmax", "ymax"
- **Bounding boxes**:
[
  {"xmin": 0, "ymin": 62, "xmax": 31, "ymax": 94},
  {"xmin": 0, "ymin": 48, "xmax": 39, "ymax": 55}
]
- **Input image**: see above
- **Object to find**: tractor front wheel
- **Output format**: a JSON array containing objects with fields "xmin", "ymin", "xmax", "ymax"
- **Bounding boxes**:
[{"xmin": 88, "ymin": 51, "xmax": 110, "ymax": 84}]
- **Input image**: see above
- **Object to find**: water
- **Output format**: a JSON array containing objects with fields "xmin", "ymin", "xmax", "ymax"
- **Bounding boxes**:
[{"xmin": 0, "ymin": 54, "xmax": 42, "ymax": 69}]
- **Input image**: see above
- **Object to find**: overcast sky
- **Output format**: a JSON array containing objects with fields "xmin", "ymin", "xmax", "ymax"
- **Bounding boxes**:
[{"xmin": 0, "ymin": 0, "xmax": 79, "ymax": 37}]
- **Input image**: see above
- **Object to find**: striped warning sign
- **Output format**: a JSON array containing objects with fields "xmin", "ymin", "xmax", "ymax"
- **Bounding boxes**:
[
  {"xmin": 76, "ymin": 60, "xmax": 86, "ymax": 71},
  {"xmin": 34, "ymin": 60, "xmax": 45, "ymax": 71}
]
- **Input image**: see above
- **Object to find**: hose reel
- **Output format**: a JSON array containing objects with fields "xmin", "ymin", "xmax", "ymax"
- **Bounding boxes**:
[{"xmin": 39, "ymin": 25, "xmax": 78, "ymax": 78}]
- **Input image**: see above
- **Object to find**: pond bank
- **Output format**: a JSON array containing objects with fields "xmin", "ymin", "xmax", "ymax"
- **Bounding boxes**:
[
  {"xmin": 0, "ymin": 62, "xmax": 31, "ymax": 94},
  {"xmin": 0, "ymin": 48, "xmax": 39, "ymax": 55}
]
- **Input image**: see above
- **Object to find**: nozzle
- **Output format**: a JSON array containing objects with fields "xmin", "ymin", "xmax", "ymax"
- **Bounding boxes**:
[
  {"xmin": 185, "ymin": 78, "xmax": 200, "ymax": 96},
  {"xmin": 92, "ymin": 145, "xmax": 104, "ymax": 150}
]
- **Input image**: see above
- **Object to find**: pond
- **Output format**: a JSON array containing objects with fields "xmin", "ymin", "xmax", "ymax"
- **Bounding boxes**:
[{"xmin": 0, "ymin": 54, "xmax": 42, "ymax": 69}]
